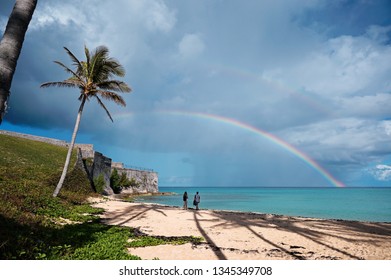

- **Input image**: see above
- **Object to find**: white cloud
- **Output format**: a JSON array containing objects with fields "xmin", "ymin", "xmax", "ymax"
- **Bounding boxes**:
[
  {"xmin": 29, "ymin": 0, "xmax": 177, "ymax": 52},
  {"xmin": 382, "ymin": 121, "xmax": 391, "ymax": 136},
  {"xmin": 370, "ymin": 165, "xmax": 391, "ymax": 181},
  {"xmin": 144, "ymin": 0, "xmax": 176, "ymax": 33},
  {"xmin": 264, "ymin": 27, "xmax": 391, "ymax": 98},
  {"xmin": 30, "ymin": 3, "xmax": 86, "ymax": 30},
  {"xmin": 31, "ymin": 0, "xmax": 176, "ymax": 32},
  {"xmin": 337, "ymin": 93, "xmax": 391, "ymax": 119},
  {"xmin": 280, "ymin": 118, "xmax": 391, "ymax": 165},
  {"xmin": 178, "ymin": 33, "xmax": 205, "ymax": 59}
]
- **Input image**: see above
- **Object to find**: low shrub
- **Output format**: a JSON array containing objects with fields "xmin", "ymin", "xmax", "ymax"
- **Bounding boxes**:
[{"xmin": 93, "ymin": 174, "xmax": 105, "ymax": 194}]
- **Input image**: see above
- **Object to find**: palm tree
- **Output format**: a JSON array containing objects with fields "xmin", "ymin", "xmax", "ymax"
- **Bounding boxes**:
[
  {"xmin": 0, "ymin": 0, "xmax": 38, "ymax": 124},
  {"xmin": 41, "ymin": 45, "xmax": 131, "ymax": 197}
]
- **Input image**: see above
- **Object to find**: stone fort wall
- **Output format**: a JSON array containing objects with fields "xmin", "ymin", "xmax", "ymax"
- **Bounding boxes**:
[
  {"xmin": 0, "ymin": 130, "xmax": 68, "ymax": 146},
  {"xmin": 114, "ymin": 166, "xmax": 158, "ymax": 194}
]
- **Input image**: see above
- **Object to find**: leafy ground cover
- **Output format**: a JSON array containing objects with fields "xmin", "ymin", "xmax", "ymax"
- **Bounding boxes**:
[{"xmin": 0, "ymin": 134, "xmax": 202, "ymax": 259}]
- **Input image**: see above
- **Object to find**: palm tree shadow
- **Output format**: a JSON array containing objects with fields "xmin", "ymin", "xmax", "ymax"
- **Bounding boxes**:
[
  {"xmin": 209, "ymin": 211, "xmax": 375, "ymax": 260},
  {"xmin": 193, "ymin": 210, "xmax": 227, "ymax": 260},
  {"xmin": 101, "ymin": 203, "xmax": 168, "ymax": 227},
  {"xmin": 213, "ymin": 212, "xmax": 308, "ymax": 259},
  {"xmin": 95, "ymin": 203, "xmax": 391, "ymax": 260},
  {"xmin": 272, "ymin": 218, "xmax": 362, "ymax": 259}
]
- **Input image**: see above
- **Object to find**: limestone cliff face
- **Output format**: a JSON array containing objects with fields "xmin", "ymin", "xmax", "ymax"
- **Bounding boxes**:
[
  {"xmin": 79, "ymin": 148, "xmax": 158, "ymax": 195},
  {"xmin": 115, "ymin": 167, "xmax": 158, "ymax": 194}
]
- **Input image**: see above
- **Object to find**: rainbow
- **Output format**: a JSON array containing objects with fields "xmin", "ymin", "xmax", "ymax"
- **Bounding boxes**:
[{"xmin": 114, "ymin": 110, "xmax": 345, "ymax": 187}]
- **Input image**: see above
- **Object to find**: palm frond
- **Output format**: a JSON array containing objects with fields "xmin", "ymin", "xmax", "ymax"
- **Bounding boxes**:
[
  {"xmin": 89, "ymin": 46, "xmax": 109, "ymax": 81},
  {"xmin": 94, "ymin": 45, "xmax": 109, "ymax": 56},
  {"xmin": 97, "ymin": 90, "xmax": 126, "ymax": 106},
  {"xmin": 84, "ymin": 45, "xmax": 91, "ymax": 78},
  {"xmin": 103, "ymin": 59, "xmax": 126, "ymax": 77},
  {"xmin": 89, "ymin": 46, "xmax": 127, "ymax": 83},
  {"xmin": 64, "ymin": 47, "xmax": 83, "ymax": 73},
  {"xmin": 41, "ymin": 45, "xmax": 130, "ymax": 122},
  {"xmin": 40, "ymin": 81, "xmax": 80, "ymax": 88},
  {"xmin": 53, "ymin": 61, "xmax": 83, "ymax": 82},
  {"xmin": 97, "ymin": 80, "xmax": 131, "ymax": 93},
  {"xmin": 95, "ymin": 95, "xmax": 114, "ymax": 122}
]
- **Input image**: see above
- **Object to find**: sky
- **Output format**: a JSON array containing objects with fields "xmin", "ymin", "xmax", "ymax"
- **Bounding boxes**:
[{"xmin": 1, "ymin": 0, "xmax": 391, "ymax": 187}]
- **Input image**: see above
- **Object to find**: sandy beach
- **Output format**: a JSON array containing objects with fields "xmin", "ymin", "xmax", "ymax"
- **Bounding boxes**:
[{"xmin": 91, "ymin": 199, "xmax": 391, "ymax": 260}]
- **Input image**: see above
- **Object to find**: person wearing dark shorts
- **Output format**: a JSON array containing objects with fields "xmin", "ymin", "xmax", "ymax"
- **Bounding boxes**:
[{"xmin": 183, "ymin": 191, "xmax": 188, "ymax": 210}]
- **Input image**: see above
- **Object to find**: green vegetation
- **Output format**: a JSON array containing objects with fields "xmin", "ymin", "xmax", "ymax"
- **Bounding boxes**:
[
  {"xmin": 0, "ymin": 134, "xmax": 137, "ymax": 259},
  {"xmin": 128, "ymin": 234, "xmax": 203, "ymax": 248},
  {"xmin": 110, "ymin": 168, "xmax": 139, "ymax": 194},
  {"xmin": 0, "ymin": 134, "xmax": 203, "ymax": 259},
  {"xmin": 93, "ymin": 174, "xmax": 106, "ymax": 194}
]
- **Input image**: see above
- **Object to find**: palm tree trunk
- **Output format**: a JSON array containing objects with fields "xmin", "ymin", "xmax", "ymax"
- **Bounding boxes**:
[
  {"xmin": 53, "ymin": 96, "xmax": 86, "ymax": 197},
  {"xmin": 0, "ymin": 0, "xmax": 37, "ymax": 124}
]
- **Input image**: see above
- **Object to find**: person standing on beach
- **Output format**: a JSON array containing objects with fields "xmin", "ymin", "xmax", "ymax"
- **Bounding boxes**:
[
  {"xmin": 183, "ymin": 191, "xmax": 188, "ymax": 210},
  {"xmin": 194, "ymin": 191, "xmax": 200, "ymax": 210}
]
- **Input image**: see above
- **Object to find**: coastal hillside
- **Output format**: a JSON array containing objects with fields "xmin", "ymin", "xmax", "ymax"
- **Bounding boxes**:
[
  {"xmin": 0, "ymin": 133, "xmax": 90, "ymax": 258},
  {"xmin": 0, "ymin": 134, "xmax": 198, "ymax": 260},
  {"xmin": 0, "ymin": 133, "xmax": 93, "ymax": 201},
  {"xmin": 0, "ymin": 130, "xmax": 159, "ymax": 195},
  {"xmin": 0, "ymin": 134, "xmax": 139, "ymax": 259}
]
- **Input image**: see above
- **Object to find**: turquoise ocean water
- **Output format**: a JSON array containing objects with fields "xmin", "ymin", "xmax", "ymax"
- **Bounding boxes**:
[{"xmin": 135, "ymin": 187, "xmax": 391, "ymax": 222}]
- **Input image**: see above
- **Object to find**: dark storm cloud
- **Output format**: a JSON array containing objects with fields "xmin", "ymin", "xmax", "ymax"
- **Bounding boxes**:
[{"xmin": 2, "ymin": 0, "xmax": 391, "ymax": 186}]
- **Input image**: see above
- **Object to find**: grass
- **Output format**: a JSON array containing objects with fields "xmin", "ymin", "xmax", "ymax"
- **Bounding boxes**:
[
  {"xmin": 0, "ymin": 134, "xmax": 203, "ymax": 260},
  {"xmin": 128, "ymin": 234, "xmax": 203, "ymax": 248}
]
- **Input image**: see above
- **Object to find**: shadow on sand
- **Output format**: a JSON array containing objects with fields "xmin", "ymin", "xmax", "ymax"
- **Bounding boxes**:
[{"xmin": 98, "ymin": 202, "xmax": 391, "ymax": 260}]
